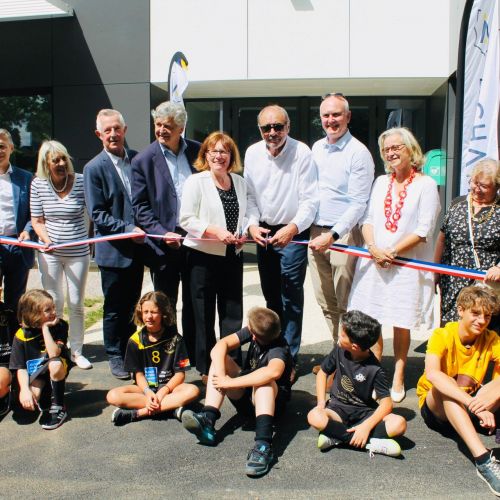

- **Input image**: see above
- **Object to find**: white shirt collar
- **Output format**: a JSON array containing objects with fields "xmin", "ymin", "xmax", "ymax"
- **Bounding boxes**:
[{"xmin": 0, "ymin": 164, "xmax": 13, "ymax": 176}]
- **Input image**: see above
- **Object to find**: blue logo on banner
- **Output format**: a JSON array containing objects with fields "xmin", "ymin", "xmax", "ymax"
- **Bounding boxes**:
[{"xmin": 145, "ymin": 367, "xmax": 158, "ymax": 387}]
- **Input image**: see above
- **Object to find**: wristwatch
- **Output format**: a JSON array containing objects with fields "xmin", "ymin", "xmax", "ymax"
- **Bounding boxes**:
[{"xmin": 331, "ymin": 231, "xmax": 340, "ymax": 241}]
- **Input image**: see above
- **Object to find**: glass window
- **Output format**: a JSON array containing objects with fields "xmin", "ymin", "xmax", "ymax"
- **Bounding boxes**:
[
  {"xmin": 185, "ymin": 100, "xmax": 222, "ymax": 143},
  {"xmin": 0, "ymin": 93, "xmax": 52, "ymax": 172}
]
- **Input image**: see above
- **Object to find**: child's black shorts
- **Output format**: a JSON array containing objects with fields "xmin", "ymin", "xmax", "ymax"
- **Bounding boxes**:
[
  {"xmin": 234, "ymin": 386, "xmax": 289, "ymax": 418},
  {"xmin": 326, "ymin": 400, "xmax": 375, "ymax": 427}
]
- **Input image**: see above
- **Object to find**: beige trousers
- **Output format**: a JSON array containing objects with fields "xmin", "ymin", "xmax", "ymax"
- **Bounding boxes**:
[{"xmin": 307, "ymin": 225, "xmax": 362, "ymax": 341}]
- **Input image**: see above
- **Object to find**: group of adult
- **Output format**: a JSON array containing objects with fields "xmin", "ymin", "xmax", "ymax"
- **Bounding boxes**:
[{"xmin": 0, "ymin": 94, "xmax": 498, "ymax": 401}]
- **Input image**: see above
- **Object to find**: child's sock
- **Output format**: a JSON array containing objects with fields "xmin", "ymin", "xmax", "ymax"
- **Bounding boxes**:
[
  {"xmin": 202, "ymin": 405, "xmax": 220, "ymax": 427},
  {"xmin": 255, "ymin": 414, "xmax": 274, "ymax": 447},
  {"xmin": 323, "ymin": 419, "xmax": 351, "ymax": 444},
  {"xmin": 50, "ymin": 379, "xmax": 66, "ymax": 407},
  {"xmin": 475, "ymin": 451, "xmax": 491, "ymax": 465},
  {"xmin": 370, "ymin": 422, "xmax": 390, "ymax": 439}
]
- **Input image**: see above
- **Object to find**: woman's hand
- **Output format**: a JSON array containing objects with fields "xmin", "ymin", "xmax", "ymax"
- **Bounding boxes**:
[
  {"xmin": 485, "ymin": 265, "xmax": 500, "ymax": 283},
  {"xmin": 215, "ymin": 228, "xmax": 237, "ymax": 245},
  {"xmin": 368, "ymin": 245, "xmax": 394, "ymax": 268}
]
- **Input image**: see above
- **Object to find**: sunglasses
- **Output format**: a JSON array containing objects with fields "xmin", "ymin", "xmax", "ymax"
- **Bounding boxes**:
[
  {"xmin": 259, "ymin": 123, "xmax": 286, "ymax": 133},
  {"xmin": 321, "ymin": 92, "xmax": 346, "ymax": 101}
]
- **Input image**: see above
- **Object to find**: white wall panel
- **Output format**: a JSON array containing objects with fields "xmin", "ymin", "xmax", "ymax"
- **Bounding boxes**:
[
  {"xmin": 150, "ymin": 0, "xmax": 247, "ymax": 83},
  {"xmin": 247, "ymin": 0, "xmax": 350, "ymax": 79},
  {"xmin": 350, "ymin": 0, "xmax": 451, "ymax": 77}
]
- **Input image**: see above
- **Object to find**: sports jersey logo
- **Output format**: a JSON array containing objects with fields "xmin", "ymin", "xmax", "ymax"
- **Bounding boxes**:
[
  {"xmin": 354, "ymin": 373, "xmax": 366, "ymax": 382},
  {"xmin": 340, "ymin": 375, "xmax": 354, "ymax": 392},
  {"xmin": 164, "ymin": 338, "xmax": 177, "ymax": 355},
  {"xmin": 178, "ymin": 358, "xmax": 190, "ymax": 369},
  {"xmin": 144, "ymin": 367, "xmax": 158, "ymax": 387}
]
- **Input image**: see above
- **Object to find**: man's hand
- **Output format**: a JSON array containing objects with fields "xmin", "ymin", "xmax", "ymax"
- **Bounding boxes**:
[
  {"xmin": 248, "ymin": 225, "xmax": 270, "ymax": 247},
  {"xmin": 309, "ymin": 232, "xmax": 334, "ymax": 253},
  {"xmin": 131, "ymin": 226, "xmax": 146, "ymax": 244},
  {"xmin": 18, "ymin": 231, "xmax": 30, "ymax": 242},
  {"xmin": 163, "ymin": 231, "xmax": 182, "ymax": 249},
  {"xmin": 347, "ymin": 420, "xmax": 372, "ymax": 448},
  {"xmin": 269, "ymin": 223, "xmax": 298, "ymax": 248},
  {"xmin": 485, "ymin": 265, "xmax": 500, "ymax": 283}
]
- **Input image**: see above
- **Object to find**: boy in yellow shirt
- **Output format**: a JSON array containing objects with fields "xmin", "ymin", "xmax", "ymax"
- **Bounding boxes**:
[{"xmin": 416, "ymin": 286, "xmax": 500, "ymax": 496}]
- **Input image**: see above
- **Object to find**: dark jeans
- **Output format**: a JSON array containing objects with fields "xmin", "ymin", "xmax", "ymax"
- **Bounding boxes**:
[
  {"xmin": 100, "ymin": 260, "xmax": 144, "ymax": 359},
  {"xmin": 256, "ymin": 225, "xmax": 309, "ymax": 362},
  {"xmin": 150, "ymin": 244, "xmax": 196, "ymax": 365},
  {"xmin": 0, "ymin": 242, "xmax": 30, "ymax": 313},
  {"xmin": 188, "ymin": 248, "xmax": 243, "ymax": 375}
]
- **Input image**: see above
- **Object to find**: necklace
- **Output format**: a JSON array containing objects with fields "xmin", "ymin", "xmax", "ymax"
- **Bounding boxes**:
[
  {"xmin": 49, "ymin": 174, "xmax": 68, "ymax": 193},
  {"xmin": 384, "ymin": 168, "xmax": 416, "ymax": 232},
  {"xmin": 468, "ymin": 195, "xmax": 497, "ymax": 224}
]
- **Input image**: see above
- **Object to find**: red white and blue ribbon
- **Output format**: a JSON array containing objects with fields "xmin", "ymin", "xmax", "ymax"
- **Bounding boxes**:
[{"xmin": 1, "ymin": 232, "xmax": 486, "ymax": 281}]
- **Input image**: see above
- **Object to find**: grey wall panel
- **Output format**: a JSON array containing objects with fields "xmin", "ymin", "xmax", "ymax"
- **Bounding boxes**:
[
  {"xmin": 53, "ymin": 82, "xmax": 151, "ymax": 171},
  {"xmin": 54, "ymin": 0, "xmax": 150, "ymax": 86},
  {"xmin": 0, "ymin": 20, "xmax": 52, "ymax": 89}
]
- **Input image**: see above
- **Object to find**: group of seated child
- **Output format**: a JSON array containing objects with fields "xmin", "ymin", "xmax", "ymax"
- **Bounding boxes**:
[{"xmin": 0, "ymin": 284, "xmax": 499, "ymax": 494}]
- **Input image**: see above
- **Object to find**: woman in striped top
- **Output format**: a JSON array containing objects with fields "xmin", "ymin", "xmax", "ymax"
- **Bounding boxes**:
[{"xmin": 31, "ymin": 140, "xmax": 92, "ymax": 369}]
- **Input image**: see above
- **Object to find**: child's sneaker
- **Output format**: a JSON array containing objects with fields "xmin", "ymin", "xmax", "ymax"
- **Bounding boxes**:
[
  {"xmin": 181, "ymin": 410, "xmax": 216, "ymax": 445},
  {"xmin": 366, "ymin": 438, "xmax": 401, "ymax": 457},
  {"xmin": 317, "ymin": 433, "xmax": 341, "ymax": 452},
  {"xmin": 41, "ymin": 405, "xmax": 67, "ymax": 430},
  {"xmin": 245, "ymin": 443, "xmax": 274, "ymax": 477},
  {"xmin": 173, "ymin": 406, "xmax": 184, "ymax": 422},
  {"xmin": 476, "ymin": 452, "xmax": 500, "ymax": 496},
  {"xmin": 111, "ymin": 408, "xmax": 137, "ymax": 426}
]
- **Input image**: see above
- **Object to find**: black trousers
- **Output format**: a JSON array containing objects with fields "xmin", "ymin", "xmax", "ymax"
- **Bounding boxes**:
[
  {"xmin": 187, "ymin": 248, "xmax": 243, "ymax": 375},
  {"xmin": 150, "ymin": 244, "xmax": 196, "ymax": 365}
]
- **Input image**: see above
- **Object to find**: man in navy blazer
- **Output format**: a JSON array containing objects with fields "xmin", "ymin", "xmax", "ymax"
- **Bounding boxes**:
[
  {"xmin": 84, "ymin": 109, "xmax": 148, "ymax": 380},
  {"xmin": 0, "ymin": 129, "xmax": 34, "ymax": 313},
  {"xmin": 131, "ymin": 101, "xmax": 200, "ymax": 368}
]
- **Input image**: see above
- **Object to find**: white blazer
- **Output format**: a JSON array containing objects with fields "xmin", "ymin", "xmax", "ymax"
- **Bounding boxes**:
[{"xmin": 180, "ymin": 171, "xmax": 247, "ymax": 256}]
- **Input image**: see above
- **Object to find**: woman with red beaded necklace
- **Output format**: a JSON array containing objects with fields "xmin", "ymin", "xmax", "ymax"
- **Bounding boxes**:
[{"xmin": 348, "ymin": 127, "xmax": 440, "ymax": 403}]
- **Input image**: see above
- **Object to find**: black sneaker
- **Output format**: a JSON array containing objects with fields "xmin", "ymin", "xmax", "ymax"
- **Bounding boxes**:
[
  {"xmin": 109, "ymin": 357, "xmax": 130, "ymax": 380},
  {"xmin": 181, "ymin": 410, "xmax": 216, "ymax": 445},
  {"xmin": 0, "ymin": 393, "xmax": 10, "ymax": 417},
  {"xmin": 41, "ymin": 405, "xmax": 67, "ymax": 430},
  {"xmin": 111, "ymin": 408, "xmax": 137, "ymax": 426},
  {"xmin": 245, "ymin": 443, "xmax": 274, "ymax": 477}
]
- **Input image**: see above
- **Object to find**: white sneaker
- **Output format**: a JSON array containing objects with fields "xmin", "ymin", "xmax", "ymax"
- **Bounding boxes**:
[
  {"xmin": 72, "ymin": 354, "xmax": 93, "ymax": 370},
  {"xmin": 366, "ymin": 438, "xmax": 401, "ymax": 458}
]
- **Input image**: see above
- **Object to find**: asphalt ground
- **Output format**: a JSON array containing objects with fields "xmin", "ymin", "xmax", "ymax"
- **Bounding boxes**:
[{"xmin": 1, "ymin": 265, "xmax": 498, "ymax": 499}]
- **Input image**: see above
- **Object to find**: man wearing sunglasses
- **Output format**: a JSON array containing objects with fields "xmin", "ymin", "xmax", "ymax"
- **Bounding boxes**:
[
  {"xmin": 245, "ymin": 105, "xmax": 318, "ymax": 381},
  {"xmin": 308, "ymin": 94, "xmax": 374, "ymax": 374}
]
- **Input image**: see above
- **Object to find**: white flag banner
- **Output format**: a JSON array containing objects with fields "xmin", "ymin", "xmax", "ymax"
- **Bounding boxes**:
[
  {"xmin": 168, "ymin": 52, "xmax": 189, "ymax": 107},
  {"xmin": 460, "ymin": 0, "xmax": 499, "ymax": 194}
]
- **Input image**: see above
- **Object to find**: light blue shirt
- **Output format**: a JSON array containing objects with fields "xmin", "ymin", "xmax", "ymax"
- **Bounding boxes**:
[
  {"xmin": 160, "ymin": 138, "xmax": 192, "ymax": 224},
  {"xmin": 312, "ymin": 131, "xmax": 374, "ymax": 238}
]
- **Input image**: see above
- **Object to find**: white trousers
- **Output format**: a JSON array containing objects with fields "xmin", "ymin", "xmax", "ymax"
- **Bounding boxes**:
[{"xmin": 37, "ymin": 252, "xmax": 90, "ymax": 356}]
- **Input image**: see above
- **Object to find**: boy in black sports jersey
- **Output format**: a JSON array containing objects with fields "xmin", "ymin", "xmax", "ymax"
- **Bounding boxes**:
[
  {"xmin": 181, "ymin": 306, "xmax": 292, "ymax": 477},
  {"xmin": 308, "ymin": 310, "xmax": 407, "ymax": 456},
  {"xmin": 107, "ymin": 291, "xmax": 199, "ymax": 425},
  {"xmin": 0, "ymin": 285, "xmax": 18, "ymax": 416},
  {"xmin": 9, "ymin": 290, "xmax": 71, "ymax": 430}
]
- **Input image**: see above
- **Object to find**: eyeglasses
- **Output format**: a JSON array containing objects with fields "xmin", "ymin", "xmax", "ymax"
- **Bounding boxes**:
[
  {"xmin": 382, "ymin": 144, "xmax": 406, "ymax": 155},
  {"xmin": 321, "ymin": 92, "xmax": 346, "ymax": 101},
  {"xmin": 469, "ymin": 178, "xmax": 494, "ymax": 191},
  {"xmin": 207, "ymin": 149, "xmax": 230, "ymax": 157},
  {"xmin": 259, "ymin": 123, "xmax": 286, "ymax": 133}
]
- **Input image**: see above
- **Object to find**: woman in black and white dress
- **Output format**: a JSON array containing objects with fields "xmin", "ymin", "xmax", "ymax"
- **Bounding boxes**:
[
  {"xmin": 31, "ymin": 140, "xmax": 92, "ymax": 369},
  {"xmin": 180, "ymin": 132, "xmax": 247, "ymax": 379}
]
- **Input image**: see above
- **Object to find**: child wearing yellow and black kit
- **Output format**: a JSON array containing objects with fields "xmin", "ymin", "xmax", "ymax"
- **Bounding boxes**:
[
  {"xmin": 0, "ymin": 284, "xmax": 18, "ymax": 417},
  {"xmin": 107, "ymin": 291, "xmax": 199, "ymax": 425},
  {"xmin": 9, "ymin": 289, "xmax": 71, "ymax": 429}
]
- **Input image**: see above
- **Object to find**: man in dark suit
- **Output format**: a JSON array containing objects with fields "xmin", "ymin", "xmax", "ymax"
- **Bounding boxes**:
[
  {"xmin": 84, "ymin": 109, "xmax": 147, "ymax": 380},
  {"xmin": 131, "ymin": 101, "xmax": 200, "ymax": 367},
  {"xmin": 0, "ymin": 129, "xmax": 34, "ymax": 312}
]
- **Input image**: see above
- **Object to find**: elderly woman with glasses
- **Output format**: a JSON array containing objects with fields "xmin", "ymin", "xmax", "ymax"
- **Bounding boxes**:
[
  {"xmin": 434, "ymin": 158, "xmax": 500, "ymax": 332},
  {"xmin": 179, "ymin": 132, "xmax": 247, "ymax": 380},
  {"xmin": 30, "ymin": 140, "xmax": 92, "ymax": 369},
  {"xmin": 347, "ymin": 127, "xmax": 440, "ymax": 403}
]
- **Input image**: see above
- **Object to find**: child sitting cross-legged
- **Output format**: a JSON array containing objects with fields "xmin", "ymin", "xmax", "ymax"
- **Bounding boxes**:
[
  {"xmin": 106, "ymin": 291, "xmax": 199, "ymax": 426},
  {"xmin": 416, "ymin": 286, "xmax": 500, "ymax": 497},
  {"xmin": 181, "ymin": 306, "xmax": 292, "ymax": 477},
  {"xmin": 308, "ymin": 310, "xmax": 407, "ymax": 457}
]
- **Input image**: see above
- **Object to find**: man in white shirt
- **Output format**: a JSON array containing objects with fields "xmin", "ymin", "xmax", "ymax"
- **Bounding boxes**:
[
  {"xmin": 0, "ymin": 129, "xmax": 34, "ymax": 313},
  {"xmin": 245, "ymin": 105, "xmax": 318, "ymax": 378},
  {"xmin": 308, "ymin": 94, "xmax": 374, "ymax": 372}
]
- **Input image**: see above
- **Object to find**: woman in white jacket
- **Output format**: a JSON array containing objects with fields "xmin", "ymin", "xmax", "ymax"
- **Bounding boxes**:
[{"xmin": 180, "ymin": 132, "xmax": 247, "ymax": 380}]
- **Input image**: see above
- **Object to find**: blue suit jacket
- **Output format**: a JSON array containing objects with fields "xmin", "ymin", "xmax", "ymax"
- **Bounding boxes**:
[
  {"xmin": 83, "ymin": 149, "xmax": 144, "ymax": 268},
  {"xmin": 10, "ymin": 166, "xmax": 35, "ymax": 268},
  {"xmin": 131, "ymin": 139, "xmax": 200, "ymax": 258}
]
